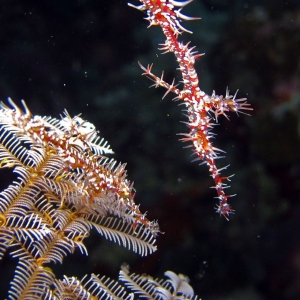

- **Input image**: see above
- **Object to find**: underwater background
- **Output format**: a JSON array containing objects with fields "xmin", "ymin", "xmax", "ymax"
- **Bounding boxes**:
[{"xmin": 0, "ymin": 0, "xmax": 299, "ymax": 299}]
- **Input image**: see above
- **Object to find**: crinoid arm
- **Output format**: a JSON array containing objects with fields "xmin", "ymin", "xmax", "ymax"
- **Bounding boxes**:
[{"xmin": 0, "ymin": 100, "xmax": 160, "ymax": 299}]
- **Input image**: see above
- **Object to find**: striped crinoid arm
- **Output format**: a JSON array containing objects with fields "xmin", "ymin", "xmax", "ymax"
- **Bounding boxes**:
[
  {"xmin": 0, "ymin": 99, "xmax": 161, "ymax": 298},
  {"xmin": 129, "ymin": 0, "xmax": 252, "ymax": 219}
]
